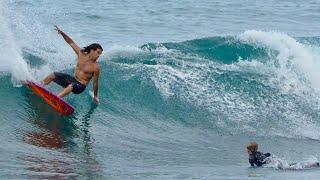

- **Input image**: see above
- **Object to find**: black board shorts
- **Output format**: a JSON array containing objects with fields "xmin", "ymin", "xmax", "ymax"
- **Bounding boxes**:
[{"xmin": 53, "ymin": 72, "xmax": 86, "ymax": 94}]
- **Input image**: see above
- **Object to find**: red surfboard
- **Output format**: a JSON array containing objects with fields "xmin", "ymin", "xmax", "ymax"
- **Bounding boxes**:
[{"xmin": 27, "ymin": 81, "xmax": 74, "ymax": 115}]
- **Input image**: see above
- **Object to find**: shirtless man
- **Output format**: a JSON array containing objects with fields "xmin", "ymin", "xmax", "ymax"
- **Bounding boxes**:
[{"xmin": 42, "ymin": 25, "xmax": 102, "ymax": 103}]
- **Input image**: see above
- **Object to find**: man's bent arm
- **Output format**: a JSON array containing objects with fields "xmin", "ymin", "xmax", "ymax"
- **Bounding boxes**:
[{"xmin": 93, "ymin": 66, "xmax": 100, "ymax": 99}]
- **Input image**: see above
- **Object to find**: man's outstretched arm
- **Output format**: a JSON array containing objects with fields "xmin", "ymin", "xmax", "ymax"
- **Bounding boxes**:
[{"xmin": 54, "ymin": 25, "xmax": 81, "ymax": 55}]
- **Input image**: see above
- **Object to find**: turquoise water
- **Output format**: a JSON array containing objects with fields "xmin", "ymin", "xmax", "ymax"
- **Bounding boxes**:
[{"xmin": 1, "ymin": 0, "xmax": 320, "ymax": 179}]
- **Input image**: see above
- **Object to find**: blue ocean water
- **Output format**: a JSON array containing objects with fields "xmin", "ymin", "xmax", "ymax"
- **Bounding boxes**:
[{"xmin": 1, "ymin": 0, "xmax": 320, "ymax": 179}]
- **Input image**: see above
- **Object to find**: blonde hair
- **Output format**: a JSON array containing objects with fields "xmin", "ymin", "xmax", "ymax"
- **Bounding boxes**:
[{"xmin": 247, "ymin": 141, "xmax": 258, "ymax": 152}]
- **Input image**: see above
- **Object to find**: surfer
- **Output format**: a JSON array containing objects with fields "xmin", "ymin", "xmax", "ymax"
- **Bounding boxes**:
[
  {"xmin": 247, "ymin": 141, "xmax": 271, "ymax": 167},
  {"xmin": 247, "ymin": 141, "xmax": 320, "ymax": 169},
  {"xmin": 41, "ymin": 25, "xmax": 102, "ymax": 103}
]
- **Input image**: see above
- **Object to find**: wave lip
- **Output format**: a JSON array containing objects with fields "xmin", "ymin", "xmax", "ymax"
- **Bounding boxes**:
[{"xmin": 239, "ymin": 30, "xmax": 320, "ymax": 91}]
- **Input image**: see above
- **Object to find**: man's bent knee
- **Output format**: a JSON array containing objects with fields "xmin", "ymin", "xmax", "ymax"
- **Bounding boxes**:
[
  {"xmin": 50, "ymin": 73, "xmax": 56, "ymax": 80},
  {"xmin": 58, "ymin": 84, "xmax": 73, "ymax": 98}
]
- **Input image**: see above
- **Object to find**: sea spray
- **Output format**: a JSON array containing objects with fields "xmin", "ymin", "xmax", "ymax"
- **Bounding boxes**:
[
  {"xmin": 0, "ymin": 4, "xmax": 32, "ymax": 82},
  {"xmin": 239, "ymin": 30, "xmax": 320, "ymax": 94}
]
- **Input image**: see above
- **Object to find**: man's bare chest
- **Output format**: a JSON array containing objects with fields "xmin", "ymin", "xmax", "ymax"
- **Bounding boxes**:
[{"xmin": 76, "ymin": 59, "xmax": 95, "ymax": 74}]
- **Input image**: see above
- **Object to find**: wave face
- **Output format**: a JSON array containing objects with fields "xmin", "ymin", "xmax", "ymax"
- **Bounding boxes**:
[{"xmin": 105, "ymin": 31, "xmax": 320, "ymax": 139}]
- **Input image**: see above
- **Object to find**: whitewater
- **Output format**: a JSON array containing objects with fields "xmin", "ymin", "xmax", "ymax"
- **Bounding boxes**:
[{"xmin": 1, "ymin": 0, "xmax": 320, "ymax": 179}]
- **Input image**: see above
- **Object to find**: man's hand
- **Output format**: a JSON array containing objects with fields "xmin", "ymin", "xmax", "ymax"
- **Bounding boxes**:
[
  {"xmin": 53, "ymin": 25, "xmax": 80, "ymax": 54},
  {"xmin": 54, "ymin": 25, "xmax": 62, "ymax": 34},
  {"xmin": 93, "ymin": 96, "xmax": 100, "ymax": 104}
]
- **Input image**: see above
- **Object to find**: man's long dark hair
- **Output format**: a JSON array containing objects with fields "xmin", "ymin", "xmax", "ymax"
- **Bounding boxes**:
[{"xmin": 82, "ymin": 43, "xmax": 103, "ymax": 53}]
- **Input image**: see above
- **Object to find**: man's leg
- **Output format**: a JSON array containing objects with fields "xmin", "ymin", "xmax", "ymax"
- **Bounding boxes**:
[
  {"xmin": 58, "ymin": 84, "xmax": 73, "ymax": 98},
  {"xmin": 42, "ymin": 73, "xmax": 55, "ymax": 85}
]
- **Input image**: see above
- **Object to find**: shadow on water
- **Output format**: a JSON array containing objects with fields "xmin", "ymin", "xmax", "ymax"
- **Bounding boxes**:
[
  {"xmin": 19, "ymin": 87, "xmax": 104, "ymax": 179},
  {"xmin": 22, "ymin": 90, "xmax": 77, "ymax": 148}
]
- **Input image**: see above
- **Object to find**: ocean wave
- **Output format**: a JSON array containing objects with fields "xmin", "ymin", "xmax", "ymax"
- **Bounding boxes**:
[{"xmin": 2, "ymin": 30, "xmax": 320, "ymax": 139}]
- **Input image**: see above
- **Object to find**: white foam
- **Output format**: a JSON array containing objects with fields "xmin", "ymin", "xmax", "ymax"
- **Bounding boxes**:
[
  {"xmin": 0, "ymin": 1, "xmax": 76, "ymax": 83},
  {"xmin": 237, "ymin": 31, "xmax": 320, "ymax": 139},
  {"xmin": 106, "ymin": 44, "xmax": 145, "ymax": 60},
  {"xmin": 105, "ymin": 44, "xmax": 173, "ymax": 62},
  {"xmin": 239, "ymin": 30, "xmax": 320, "ymax": 94},
  {"xmin": 0, "ymin": 4, "xmax": 32, "ymax": 81},
  {"xmin": 267, "ymin": 155, "xmax": 319, "ymax": 170}
]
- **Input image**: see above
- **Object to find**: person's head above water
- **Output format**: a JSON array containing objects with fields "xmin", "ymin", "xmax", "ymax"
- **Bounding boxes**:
[
  {"xmin": 82, "ymin": 43, "xmax": 103, "ymax": 60},
  {"xmin": 82, "ymin": 43, "xmax": 103, "ymax": 53},
  {"xmin": 247, "ymin": 141, "xmax": 258, "ymax": 155}
]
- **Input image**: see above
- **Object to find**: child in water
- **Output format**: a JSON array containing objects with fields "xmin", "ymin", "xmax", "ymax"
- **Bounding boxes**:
[
  {"xmin": 247, "ymin": 141, "xmax": 271, "ymax": 167},
  {"xmin": 247, "ymin": 141, "xmax": 320, "ymax": 169}
]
